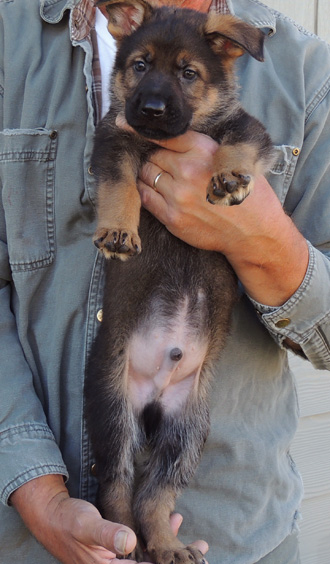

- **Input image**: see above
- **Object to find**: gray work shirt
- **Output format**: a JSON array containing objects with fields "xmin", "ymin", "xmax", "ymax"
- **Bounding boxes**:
[{"xmin": 0, "ymin": 1, "xmax": 329, "ymax": 563}]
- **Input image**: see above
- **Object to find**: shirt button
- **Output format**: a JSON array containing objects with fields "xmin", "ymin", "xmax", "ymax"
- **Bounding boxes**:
[
  {"xmin": 90, "ymin": 463, "xmax": 97, "ymax": 477},
  {"xmin": 275, "ymin": 318, "xmax": 291, "ymax": 328},
  {"xmin": 97, "ymin": 309, "xmax": 103, "ymax": 322},
  {"xmin": 88, "ymin": 165, "xmax": 94, "ymax": 175},
  {"xmin": 292, "ymin": 148, "xmax": 300, "ymax": 156},
  {"xmin": 49, "ymin": 130, "xmax": 58, "ymax": 140}
]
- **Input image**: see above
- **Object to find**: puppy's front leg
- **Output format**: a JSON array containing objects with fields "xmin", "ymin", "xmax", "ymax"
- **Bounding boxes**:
[
  {"xmin": 94, "ymin": 169, "xmax": 142, "ymax": 260},
  {"xmin": 207, "ymin": 113, "xmax": 274, "ymax": 206}
]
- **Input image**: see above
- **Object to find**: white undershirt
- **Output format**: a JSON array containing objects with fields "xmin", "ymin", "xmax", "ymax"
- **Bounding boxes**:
[{"xmin": 95, "ymin": 8, "xmax": 117, "ymax": 118}]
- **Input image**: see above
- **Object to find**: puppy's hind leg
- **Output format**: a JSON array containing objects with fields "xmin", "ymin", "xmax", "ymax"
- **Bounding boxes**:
[
  {"xmin": 85, "ymin": 352, "xmax": 142, "ymax": 539},
  {"xmin": 133, "ymin": 394, "xmax": 209, "ymax": 564}
]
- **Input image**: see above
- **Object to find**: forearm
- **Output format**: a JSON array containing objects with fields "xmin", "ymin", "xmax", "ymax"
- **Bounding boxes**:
[
  {"xmin": 10, "ymin": 475, "xmax": 69, "ymax": 538},
  {"xmin": 222, "ymin": 177, "xmax": 309, "ymax": 307},
  {"xmin": 138, "ymin": 156, "xmax": 309, "ymax": 308},
  {"xmin": 136, "ymin": 129, "xmax": 329, "ymax": 366}
]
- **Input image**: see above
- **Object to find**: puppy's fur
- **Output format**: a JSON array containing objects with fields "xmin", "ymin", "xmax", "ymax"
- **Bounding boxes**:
[{"xmin": 85, "ymin": 2, "xmax": 274, "ymax": 562}]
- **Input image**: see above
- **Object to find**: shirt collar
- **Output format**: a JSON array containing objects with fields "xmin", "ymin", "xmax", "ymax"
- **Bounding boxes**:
[
  {"xmin": 228, "ymin": 0, "xmax": 276, "ymax": 35},
  {"xmin": 40, "ymin": 0, "xmax": 95, "ymax": 41},
  {"xmin": 40, "ymin": 0, "xmax": 231, "ymax": 42},
  {"xmin": 40, "ymin": 0, "xmax": 275, "ymax": 41}
]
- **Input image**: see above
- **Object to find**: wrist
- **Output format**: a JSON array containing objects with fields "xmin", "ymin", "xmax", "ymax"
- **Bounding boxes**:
[
  {"xmin": 228, "ymin": 221, "xmax": 309, "ymax": 307},
  {"xmin": 10, "ymin": 474, "xmax": 69, "ymax": 531}
]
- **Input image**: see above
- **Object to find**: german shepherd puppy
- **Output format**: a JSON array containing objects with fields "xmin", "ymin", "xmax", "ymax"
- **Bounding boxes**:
[{"xmin": 85, "ymin": 1, "xmax": 274, "ymax": 562}]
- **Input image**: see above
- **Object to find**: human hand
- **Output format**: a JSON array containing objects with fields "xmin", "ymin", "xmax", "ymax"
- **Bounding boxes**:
[
  {"xmin": 115, "ymin": 117, "xmax": 308, "ymax": 307},
  {"xmin": 10, "ymin": 475, "xmax": 137, "ymax": 564},
  {"xmin": 11, "ymin": 475, "xmax": 208, "ymax": 564}
]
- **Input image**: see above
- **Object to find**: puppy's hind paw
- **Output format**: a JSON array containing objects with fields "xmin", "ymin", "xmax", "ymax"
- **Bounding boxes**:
[{"xmin": 151, "ymin": 545, "xmax": 206, "ymax": 564}]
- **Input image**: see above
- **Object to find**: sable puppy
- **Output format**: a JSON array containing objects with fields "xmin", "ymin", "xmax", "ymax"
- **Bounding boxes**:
[{"xmin": 85, "ymin": 1, "xmax": 274, "ymax": 563}]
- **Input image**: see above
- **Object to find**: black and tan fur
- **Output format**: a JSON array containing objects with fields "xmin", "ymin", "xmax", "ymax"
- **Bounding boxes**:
[{"xmin": 85, "ymin": 1, "xmax": 274, "ymax": 562}]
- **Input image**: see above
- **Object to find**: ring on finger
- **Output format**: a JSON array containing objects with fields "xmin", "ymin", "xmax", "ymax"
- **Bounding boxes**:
[{"xmin": 153, "ymin": 171, "xmax": 163, "ymax": 191}]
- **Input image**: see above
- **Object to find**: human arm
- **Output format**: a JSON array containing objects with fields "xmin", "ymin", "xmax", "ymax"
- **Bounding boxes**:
[
  {"xmin": 136, "ymin": 132, "xmax": 308, "ymax": 307},
  {"xmin": 10, "ymin": 475, "xmax": 138, "ymax": 564},
  {"xmin": 10, "ymin": 475, "xmax": 208, "ymax": 564},
  {"xmin": 133, "ymin": 128, "xmax": 330, "ymax": 370}
]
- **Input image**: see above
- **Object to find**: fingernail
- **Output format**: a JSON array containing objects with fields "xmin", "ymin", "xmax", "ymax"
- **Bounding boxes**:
[{"xmin": 114, "ymin": 530, "xmax": 129, "ymax": 555}]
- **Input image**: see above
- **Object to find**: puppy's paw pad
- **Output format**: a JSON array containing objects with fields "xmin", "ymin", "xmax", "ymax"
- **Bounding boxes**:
[
  {"xmin": 152, "ymin": 546, "xmax": 206, "ymax": 564},
  {"xmin": 207, "ymin": 171, "xmax": 252, "ymax": 206},
  {"xmin": 93, "ymin": 227, "xmax": 141, "ymax": 260}
]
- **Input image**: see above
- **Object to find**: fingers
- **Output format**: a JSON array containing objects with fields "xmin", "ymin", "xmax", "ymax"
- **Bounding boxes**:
[
  {"xmin": 190, "ymin": 539, "xmax": 209, "ymax": 560},
  {"xmin": 140, "ymin": 161, "xmax": 172, "ymax": 197},
  {"xmin": 116, "ymin": 113, "xmax": 218, "ymax": 179},
  {"xmin": 169, "ymin": 512, "xmax": 184, "ymax": 536},
  {"xmin": 116, "ymin": 113, "xmax": 214, "ymax": 151},
  {"xmin": 169, "ymin": 513, "xmax": 209, "ymax": 563},
  {"xmin": 116, "ymin": 113, "xmax": 215, "ymax": 155}
]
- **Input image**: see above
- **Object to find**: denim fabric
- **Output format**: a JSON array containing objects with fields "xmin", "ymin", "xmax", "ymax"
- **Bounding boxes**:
[
  {"xmin": 0, "ymin": 1, "xmax": 329, "ymax": 563},
  {"xmin": 256, "ymin": 532, "xmax": 300, "ymax": 564}
]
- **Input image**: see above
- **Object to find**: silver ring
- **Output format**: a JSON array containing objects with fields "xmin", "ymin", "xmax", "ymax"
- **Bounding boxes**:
[{"xmin": 153, "ymin": 171, "xmax": 163, "ymax": 191}]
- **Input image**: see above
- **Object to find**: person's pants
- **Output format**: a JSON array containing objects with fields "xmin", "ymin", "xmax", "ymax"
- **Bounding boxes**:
[{"xmin": 256, "ymin": 532, "xmax": 300, "ymax": 564}]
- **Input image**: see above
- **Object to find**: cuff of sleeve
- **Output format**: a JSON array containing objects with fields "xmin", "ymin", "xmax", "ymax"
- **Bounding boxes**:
[
  {"xmin": 0, "ymin": 423, "xmax": 69, "ymax": 505},
  {"xmin": 248, "ymin": 242, "xmax": 330, "ymax": 369}
]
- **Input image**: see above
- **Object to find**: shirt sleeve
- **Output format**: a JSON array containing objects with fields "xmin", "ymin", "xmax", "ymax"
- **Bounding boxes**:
[
  {"xmin": 248, "ymin": 82, "xmax": 330, "ymax": 372},
  {"xmin": 0, "ymin": 84, "xmax": 68, "ymax": 505},
  {"xmin": 249, "ymin": 242, "xmax": 330, "ymax": 371},
  {"xmin": 0, "ymin": 248, "xmax": 69, "ymax": 506}
]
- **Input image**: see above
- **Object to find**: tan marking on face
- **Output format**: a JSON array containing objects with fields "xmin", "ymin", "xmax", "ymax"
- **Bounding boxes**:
[
  {"xmin": 176, "ymin": 50, "xmax": 210, "ymax": 82},
  {"xmin": 125, "ymin": 46, "xmax": 155, "ymax": 70},
  {"xmin": 189, "ymin": 84, "xmax": 222, "ymax": 127}
]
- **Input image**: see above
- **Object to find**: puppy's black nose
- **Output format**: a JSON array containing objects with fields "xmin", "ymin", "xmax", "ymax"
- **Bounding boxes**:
[{"xmin": 141, "ymin": 98, "xmax": 166, "ymax": 117}]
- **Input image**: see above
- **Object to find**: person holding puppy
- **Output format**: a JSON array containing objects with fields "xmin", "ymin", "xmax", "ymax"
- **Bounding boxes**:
[{"xmin": 0, "ymin": 1, "xmax": 329, "ymax": 564}]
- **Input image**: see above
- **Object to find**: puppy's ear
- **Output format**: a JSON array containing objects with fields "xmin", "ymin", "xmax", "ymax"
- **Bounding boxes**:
[
  {"xmin": 96, "ymin": 0, "xmax": 154, "ymax": 40},
  {"xmin": 204, "ymin": 14, "xmax": 265, "ymax": 62}
]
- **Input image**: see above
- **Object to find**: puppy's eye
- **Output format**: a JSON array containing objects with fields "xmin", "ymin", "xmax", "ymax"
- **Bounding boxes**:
[
  {"xmin": 134, "ymin": 60, "xmax": 147, "ymax": 72},
  {"xmin": 183, "ymin": 68, "xmax": 197, "ymax": 80}
]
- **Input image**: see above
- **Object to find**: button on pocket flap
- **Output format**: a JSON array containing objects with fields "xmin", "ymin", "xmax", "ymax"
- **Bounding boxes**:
[
  {"xmin": 267, "ymin": 145, "xmax": 299, "ymax": 205},
  {"xmin": 0, "ymin": 128, "xmax": 57, "ymax": 271},
  {"xmin": 269, "ymin": 145, "xmax": 297, "ymax": 175},
  {"xmin": 0, "ymin": 128, "xmax": 57, "ymax": 162}
]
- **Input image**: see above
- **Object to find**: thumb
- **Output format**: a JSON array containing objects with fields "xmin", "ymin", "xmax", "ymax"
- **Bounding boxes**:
[
  {"xmin": 71, "ymin": 501, "xmax": 137, "ymax": 556},
  {"xmin": 94, "ymin": 519, "xmax": 137, "ymax": 556}
]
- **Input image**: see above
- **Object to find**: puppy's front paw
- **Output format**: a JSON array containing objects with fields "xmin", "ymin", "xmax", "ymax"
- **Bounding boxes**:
[
  {"xmin": 93, "ymin": 227, "xmax": 141, "ymax": 260},
  {"xmin": 207, "ymin": 171, "xmax": 252, "ymax": 206}
]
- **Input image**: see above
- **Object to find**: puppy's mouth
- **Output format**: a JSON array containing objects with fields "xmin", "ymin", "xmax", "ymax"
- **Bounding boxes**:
[
  {"xmin": 125, "ymin": 98, "xmax": 192, "ymax": 140},
  {"xmin": 131, "ymin": 123, "xmax": 189, "ymax": 140}
]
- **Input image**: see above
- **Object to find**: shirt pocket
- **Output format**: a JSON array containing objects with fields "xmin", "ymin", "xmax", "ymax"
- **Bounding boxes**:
[
  {"xmin": 267, "ymin": 144, "xmax": 299, "ymax": 205},
  {"xmin": 0, "ymin": 128, "xmax": 57, "ymax": 271}
]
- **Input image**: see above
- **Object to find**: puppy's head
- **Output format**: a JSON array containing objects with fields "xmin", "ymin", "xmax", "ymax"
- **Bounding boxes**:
[{"xmin": 97, "ymin": 0, "xmax": 265, "ymax": 139}]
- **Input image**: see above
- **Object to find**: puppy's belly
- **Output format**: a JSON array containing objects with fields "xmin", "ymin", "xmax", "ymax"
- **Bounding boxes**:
[{"xmin": 127, "ymin": 298, "xmax": 208, "ymax": 413}]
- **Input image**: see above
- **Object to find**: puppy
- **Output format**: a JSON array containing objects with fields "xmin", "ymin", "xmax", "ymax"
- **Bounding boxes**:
[{"xmin": 85, "ymin": 1, "xmax": 274, "ymax": 562}]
